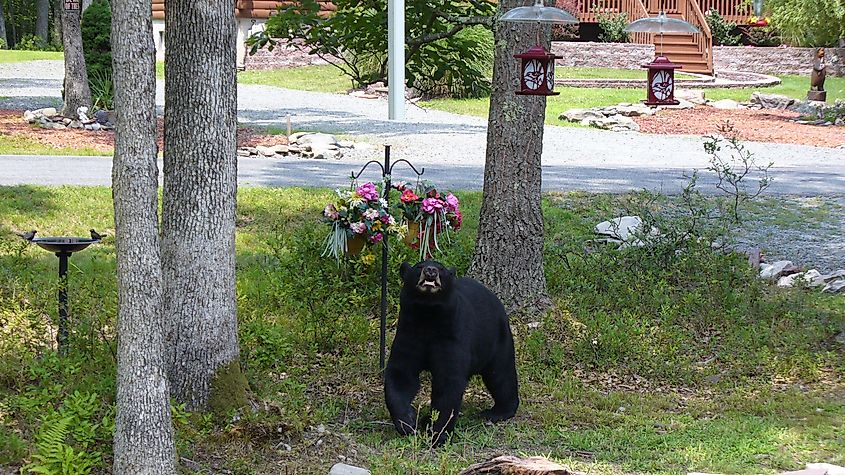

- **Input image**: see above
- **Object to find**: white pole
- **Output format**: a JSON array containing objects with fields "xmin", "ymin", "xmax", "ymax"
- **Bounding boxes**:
[{"xmin": 387, "ymin": 0, "xmax": 406, "ymax": 120}]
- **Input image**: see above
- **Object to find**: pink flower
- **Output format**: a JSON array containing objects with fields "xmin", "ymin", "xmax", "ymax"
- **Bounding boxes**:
[
  {"xmin": 350, "ymin": 222, "xmax": 366, "ymax": 234},
  {"xmin": 363, "ymin": 208, "xmax": 380, "ymax": 220},
  {"xmin": 421, "ymin": 197, "xmax": 444, "ymax": 214},
  {"xmin": 445, "ymin": 193, "xmax": 459, "ymax": 212},
  {"xmin": 400, "ymin": 189, "xmax": 420, "ymax": 203},
  {"xmin": 451, "ymin": 210, "xmax": 463, "ymax": 231},
  {"xmin": 380, "ymin": 214, "xmax": 392, "ymax": 224},
  {"xmin": 356, "ymin": 183, "xmax": 379, "ymax": 201},
  {"xmin": 323, "ymin": 204, "xmax": 338, "ymax": 219},
  {"xmin": 369, "ymin": 232, "xmax": 384, "ymax": 243}
]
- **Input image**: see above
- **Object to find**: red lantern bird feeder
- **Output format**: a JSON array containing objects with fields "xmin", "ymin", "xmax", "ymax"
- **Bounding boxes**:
[
  {"xmin": 642, "ymin": 56, "xmax": 681, "ymax": 105},
  {"xmin": 514, "ymin": 45, "xmax": 562, "ymax": 96}
]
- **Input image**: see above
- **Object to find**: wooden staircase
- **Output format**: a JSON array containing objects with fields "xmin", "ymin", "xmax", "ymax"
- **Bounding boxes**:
[{"xmin": 578, "ymin": 0, "xmax": 714, "ymax": 75}]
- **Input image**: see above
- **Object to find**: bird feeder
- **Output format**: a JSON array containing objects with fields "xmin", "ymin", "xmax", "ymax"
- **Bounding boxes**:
[
  {"xmin": 514, "ymin": 45, "xmax": 562, "ymax": 96},
  {"xmin": 499, "ymin": 0, "xmax": 577, "ymax": 96},
  {"xmin": 642, "ymin": 56, "xmax": 682, "ymax": 105}
]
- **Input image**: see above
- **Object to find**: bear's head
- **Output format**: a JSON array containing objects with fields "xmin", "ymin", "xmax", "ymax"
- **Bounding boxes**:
[{"xmin": 400, "ymin": 260, "xmax": 456, "ymax": 300}]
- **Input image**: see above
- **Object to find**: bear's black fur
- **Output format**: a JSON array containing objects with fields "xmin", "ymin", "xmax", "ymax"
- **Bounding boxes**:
[{"xmin": 384, "ymin": 260, "xmax": 519, "ymax": 446}]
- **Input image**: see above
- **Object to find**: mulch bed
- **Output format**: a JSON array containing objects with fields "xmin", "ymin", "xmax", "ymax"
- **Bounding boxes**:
[
  {"xmin": 0, "ymin": 109, "xmax": 289, "ymax": 153},
  {"xmin": 633, "ymin": 106, "xmax": 845, "ymax": 149}
]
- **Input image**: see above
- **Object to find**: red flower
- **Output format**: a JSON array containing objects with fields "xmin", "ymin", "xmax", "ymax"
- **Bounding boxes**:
[{"xmin": 400, "ymin": 189, "xmax": 420, "ymax": 203}]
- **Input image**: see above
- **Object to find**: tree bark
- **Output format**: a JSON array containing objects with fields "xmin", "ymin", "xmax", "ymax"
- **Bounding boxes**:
[
  {"xmin": 162, "ymin": 0, "xmax": 247, "ymax": 412},
  {"xmin": 468, "ymin": 0, "xmax": 551, "ymax": 314},
  {"xmin": 60, "ymin": 3, "xmax": 91, "ymax": 118},
  {"xmin": 52, "ymin": 0, "xmax": 64, "ymax": 45},
  {"xmin": 0, "ymin": 1, "xmax": 8, "ymax": 48},
  {"xmin": 111, "ymin": 0, "xmax": 177, "ymax": 471},
  {"xmin": 36, "ymin": 0, "xmax": 50, "ymax": 43}
]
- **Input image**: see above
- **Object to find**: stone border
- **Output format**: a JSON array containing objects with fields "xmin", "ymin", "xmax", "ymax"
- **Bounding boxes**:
[
  {"xmin": 556, "ymin": 71, "xmax": 781, "ymax": 89},
  {"xmin": 715, "ymin": 46, "xmax": 844, "ymax": 77}
]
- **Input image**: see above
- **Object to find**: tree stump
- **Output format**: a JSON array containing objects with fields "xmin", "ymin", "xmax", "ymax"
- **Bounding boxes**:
[{"xmin": 458, "ymin": 456, "xmax": 585, "ymax": 475}]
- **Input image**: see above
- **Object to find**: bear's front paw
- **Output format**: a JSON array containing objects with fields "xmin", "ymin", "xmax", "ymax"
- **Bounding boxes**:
[
  {"xmin": 479, "ymin": 408, "xmax": 516, "ymax": 423},
  {"xmin": 393, "ymin": 410, "xmax": 417, "ymax": 436}
]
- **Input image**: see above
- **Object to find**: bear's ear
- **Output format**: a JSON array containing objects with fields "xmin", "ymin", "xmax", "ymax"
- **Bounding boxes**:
[
  {"xmin": 399, "ymin": 262, "xmax": 413, "ymax": 279},
  {"xmin": 449, "ymin": 267, "xmax": 457, "ymax": 277}
]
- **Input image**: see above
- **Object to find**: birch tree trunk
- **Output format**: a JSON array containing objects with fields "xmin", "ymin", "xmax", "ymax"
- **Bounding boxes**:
[
  {"xmin": 111, "ymin": 0, "xmax": 177, "ymax": 471},
  {"xmin": 468, "ymin": 0, "xmax": 551, "ymax": 314},
  {"xmin": 36, "ymin": 0, "xmax": 50, "ymax": 43},
  {"xmin": 162, "ymin": 0, "xmax": 248, "ymax": 412},
  {"xmin": 60, "ymin": 2, "xmax": 91, "ymax": 118}
]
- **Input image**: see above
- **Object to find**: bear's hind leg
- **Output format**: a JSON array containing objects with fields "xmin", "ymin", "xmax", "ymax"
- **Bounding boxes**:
[{"xmin": 479, "ymin": 351, "xmax": 519, "ymax": 422}]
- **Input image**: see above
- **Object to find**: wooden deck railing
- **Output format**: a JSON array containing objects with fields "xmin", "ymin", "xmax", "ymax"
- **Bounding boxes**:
[
  {"xmin": 579, "ymin": 0, "xmax": 745, "ymax": 22},
  {"xmin": 577, "ymin": 0, "xmax": 653, "ymax": 45},
  {"xmin": 677, "ymin": 0, "xmax": 713, "ymax": 71},
  {"xmin": 697, "ymin": 0, "xmax": 746, "ymax": 22}
]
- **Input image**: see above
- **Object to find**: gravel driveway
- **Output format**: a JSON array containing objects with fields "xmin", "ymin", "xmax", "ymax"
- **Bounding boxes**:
[{"xmin": 1, "ymin": 60, "xmax": 843, "ymax": 272}]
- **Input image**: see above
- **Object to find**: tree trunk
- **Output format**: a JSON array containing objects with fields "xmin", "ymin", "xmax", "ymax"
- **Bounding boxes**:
[
  {"xmin": 52, "ymin": 0, "xmax": 63, "ymax": 45},
  {"xmin": 0, "ymin": 1, "xmax": 8, "ymax": 48},
  {"xmin": 111, "ymin": 0, "xmax": 177, "ymax": 471},
  {"xmin": 468, "ymin": 1, "xmax": 551, "ymax": 314},
  {"xmin": 8, "ymin": 0, "xmax": 16, "ymax": 47},
  {"xmin": 162, "ymin": 0, "xmax": 248, "ymax": 412},
  {"xmin": 60, "ymin": 3, "xmax": 91, "ymax": 118},
  {"xmin": 36, "ymin": 0, "xmax": 50, "ymax": 43}
]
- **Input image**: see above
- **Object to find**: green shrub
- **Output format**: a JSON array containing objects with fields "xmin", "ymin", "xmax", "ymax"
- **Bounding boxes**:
[
  {"xmin": 767, "ymin": 0, "xmax": 845, "ymax": 46},
  {"xmin": 744, "ymin": 25, "xmax": 783, "ymax": 46},
  {"xmin": 597, "ymin": 12, "xmax": 629, "ymax": 43},
  {"xmin": 13, "ymin": 34, "xmax": 61, "ymax": 52},
  {"xmin": 705, "ymin": 9, "xmax": 741, "ymax": 46},
  {"xmin": 250, "ymin": 0, "xmax": 495, "ymax": 98},
  {"xmin": 81, "ymin": 0, "xmax": 113, "ymax": 109}
]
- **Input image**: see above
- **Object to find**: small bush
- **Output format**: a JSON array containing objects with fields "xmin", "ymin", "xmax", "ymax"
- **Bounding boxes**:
[
  {"xmin": 13, "ymin": 34, "xmax": 61, "ymax": 52},
  {"xmin": 705, "ymin": 9, "xmax": 741, "ymax": 46},
  {"xmin": 597, "ymin": 12, "xmax": 629, "ymax": 43},
  {"xmin": 744, "ymin": 25, "xmax": 783, "ymax": 46},
  {"xmin": 82, "ymin": 0, "xmax": 113, "ymax": 109}
]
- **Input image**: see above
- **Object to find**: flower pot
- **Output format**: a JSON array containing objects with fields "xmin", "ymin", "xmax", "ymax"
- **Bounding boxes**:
[
  {"xmin": 404, "ymin": 221, "xmax": 421, "ymax": 246},
  {"xmin": 346, "ymin": 234, "xmax": 367, "ymax": 256}
]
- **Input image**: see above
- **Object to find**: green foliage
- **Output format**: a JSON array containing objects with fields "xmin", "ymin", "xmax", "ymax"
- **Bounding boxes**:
[
  {"xmin": 767, "ymin": 0, "xmax": 845, "ymax": 46},
  {"xmin": 81, "ymin": 0, "xmax": 113, "ymax": 108},
  {"xmin": 249, "ymin": 0, "xmax": 495, "ymax": 98},
  {"xmin": 13, "ymin": 34, "xmax": 61, "ymax": 52},
  {"xmin": 88, "ymin": 69, "xmax": 114, "ymax": 110},
  {"xmin": 596, "ymin": 12, "xmax": 629, "ymax": 43},
  {"xmin": 705, "ymin": 8, "xmax": 742, "ymax": 46},
  {"xmin": 744, "ymin": 25, "xmax": 783, "ymax": 46}
]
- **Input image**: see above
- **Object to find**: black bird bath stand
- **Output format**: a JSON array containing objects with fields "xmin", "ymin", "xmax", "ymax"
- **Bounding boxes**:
[
  {"xmin": 351, "ymin": 145, "xmax": 424, "ymax": 370},
  {"xmin": 31, "ymin": 236, "xmax": 99, "ymax": 353}
]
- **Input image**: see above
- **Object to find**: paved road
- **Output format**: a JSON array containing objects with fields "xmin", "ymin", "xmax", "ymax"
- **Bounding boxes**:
[
  {"xmin": 1, "ymin": 153, "xmax": 843, "ymax": 195},
  {"xmin": 1, "ymin": 60, "xmax": 843, "ymax": 194}
]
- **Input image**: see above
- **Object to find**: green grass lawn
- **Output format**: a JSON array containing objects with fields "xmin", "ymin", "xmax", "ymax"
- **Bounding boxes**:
[
  {"xmin": 0, "ymin": 186, "xmax": 842, "ymax": 474},
  {"xmin": 238, "ymin": 64, "xmax": 355, "ymax": 93},
  {"xmin": 0, "ymin": 50, "xmax": 63, "ymax": 63},
  {"xmin": 238, "ymin": 65, "xmax": 845, "ymax": 126},
  {"xmin": 0, "ymin": 133, "xmax": 110, "ymax": 156}
]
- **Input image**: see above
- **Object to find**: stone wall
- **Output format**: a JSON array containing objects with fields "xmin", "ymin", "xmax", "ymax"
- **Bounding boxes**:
[
  {"xmin": 714, "ymin": 46, "xmax": 845, "ymax": 77},
  {"xmin": 244, "ymin": 39, "xmax": 333, "ymax": 70},
  {"xmin": 551, "ymin": 41, "xmax": 655, "ymax": 69}
]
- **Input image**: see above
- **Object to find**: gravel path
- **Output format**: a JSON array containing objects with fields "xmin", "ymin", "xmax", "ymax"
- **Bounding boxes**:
[{"xmin": 1, "ymin": 60, "xmax": 843, "ymax": 272}]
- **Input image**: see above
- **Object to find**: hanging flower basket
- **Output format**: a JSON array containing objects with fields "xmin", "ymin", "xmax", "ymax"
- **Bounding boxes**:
[
  {"xmin": 394, "ymin": 181, "xmax": 462, "ymax": 260},
  {"xmin": 321, "ymin": 182, "xmax": 403, "ymax": 262}
]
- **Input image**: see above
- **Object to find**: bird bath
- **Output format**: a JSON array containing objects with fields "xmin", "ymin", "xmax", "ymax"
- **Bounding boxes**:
[{"xmin": 32, "ymin": 237, "xmax": 99, "ymax": 353}]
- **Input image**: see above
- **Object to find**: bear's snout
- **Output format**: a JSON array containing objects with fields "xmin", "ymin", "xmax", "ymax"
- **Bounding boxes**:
[
  {"xmin": 417, "ymin": 265, "xmax": 442, "ymax": 293},
  {"xmin": 423, "ymin": 266, "xmax": 438, "ymax": 279}
]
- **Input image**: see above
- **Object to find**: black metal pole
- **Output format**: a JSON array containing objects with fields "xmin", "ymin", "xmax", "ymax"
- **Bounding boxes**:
[
  {"xmin": 57, "ymin": 251, "xmax": 70, "ymax": 354},
  {"xmin": 380, "ymin": 145, "xmax": 391, "ymax": 371}
]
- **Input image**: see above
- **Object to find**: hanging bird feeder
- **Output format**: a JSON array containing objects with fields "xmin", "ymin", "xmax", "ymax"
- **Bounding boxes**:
[
  {"xmin": 500, "ymin": 0, "xmax": 577, "ymax": 96},
  {"xmin": 624, "ymin": 12, "xmax": 700, "ymax": 106}
]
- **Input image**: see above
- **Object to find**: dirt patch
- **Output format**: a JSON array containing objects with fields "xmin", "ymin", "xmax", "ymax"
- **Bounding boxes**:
[
  {"xmin": 634, "ymin": 106, "xmax": 845, "ymax": 149},
  {"xmin": 0, "ymin": 109, "xmax": 289, "ymax": 153}
]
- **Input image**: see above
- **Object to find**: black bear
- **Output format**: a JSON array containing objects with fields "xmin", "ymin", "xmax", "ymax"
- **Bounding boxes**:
[{"xmin": 384, "ymin": 260, "xmax": 519, "ymax": 446}]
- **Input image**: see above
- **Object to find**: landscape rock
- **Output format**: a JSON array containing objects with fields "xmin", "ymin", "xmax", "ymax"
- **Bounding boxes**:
[
  {"xmin": 777, "ymin": 272, "xmax": 805, "ymax": 288},
  {"xmin": 822, "ymin": 279, "xmax": 845, "ymax": 294},
  {"xmin": 657, "ymin": 99, "xmax": 695, "ymax": 110},
  {"xmin": 807, "ymin": 463, "xmax": 845, "ymax": 475},
  {"xmin": 675, "ymin": 89, "xmax": 706, "ymax": 105},
  {"xmin": 777, "ymin": 469, "xmax": 827, "ymax": 475},
  {"xmin": 560, "ymin": 108, "xmax": 606, "ymax": 122},
  {"xmin": 68, "ymin": 120, "xmax": 83, "ymax": 129},
  {"xmin": 256, "ymin": 145, "xmax": 276, "ymax": 157},
  {"xmin": 294, "ymin": 132, "xmax": 338, "ymax": 146},
  {"xmin": 759, "ymin": 260, "xmax": 798, "ymax": 280},
  {"xmin": 802, "ymin": 269, "xmax": 826, "ymax": 287},
  {"xmin": 595, "ymin": 216, "xmax": 645, "ymax": 242},
  {"xmin": 270, "ymin": 144, "xmax": 289, "ymax": 154},
  {"xmin": 237, "ymin": 149, "xmax": 252, "ymax": 157},
  {"xmin": 41, "ymin": 107, "xmax": 58, "ymax": 118},
  {"xmin": 711, "ymin": 99, "xmax": 740, "ymax": 110},
  {"xmin": 23, "ymin": 110, "xmax": 37, "ymax": 122},
  {"xmin": 819, "ymin": 270, "xmax": 845, "ymax": 283},
  {"xmin": 750, "ymin": 92, "xmax": 796, "ymax": 110},
  {"xmin": 329, "ymin": 463, "xmax": 371, "ymax": 475}
]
